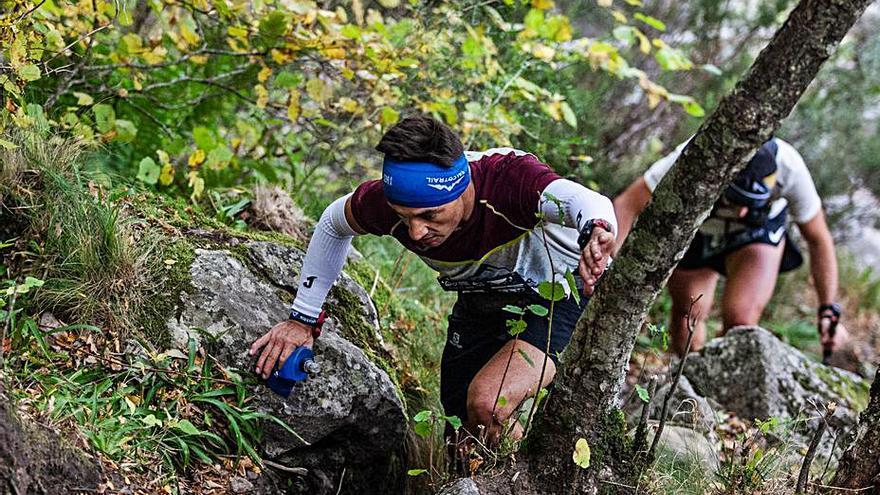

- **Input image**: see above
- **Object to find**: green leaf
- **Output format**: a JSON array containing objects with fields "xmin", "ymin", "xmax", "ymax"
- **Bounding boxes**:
[
  {"xmin": 73, "ymin": 92, "xmax": 94, "ymax": 106},
  {"xmin": 413, "ymin": 421, "xmax": 432, "ymax": 437},
  {"xmin": 274, "ymin": 71, "xmax": 302, "ymax": 89},
  {"xmin": 502, "ymin": 305, "xmax": 525, "ymax": 315},
  {"xmin": 573, "ymin": 438, "xmax": 591, "ymax": 468},
  {"xmin": 527, "ymin": 304, "xmax": 549, "ymax": 317},
  {"xmin": 538, "ymin": 281, "xmax": 565, "ymax": 301},
  {"xmin": 683, "ymin": 100, "xmax": 705, "ymax": 117},
  {"xmin": 407, "ymin": 469, "xmax": 428, "ymax": 476},
  {"xmin": 93, "ymin": 104, "xmax": 116, "ymax": 133},
  {"xmin": 381, "ymin": 106, "xmax": 400, "ymax": 127},
  {"xmin": 193, "ymin": 126, "xmax": 216, "ymax": 151},
  {"xmin": 524, "ymin": 8, "xmax": 544, "ymax": 32},
  {"xmin": 497, "ymin": 396, "xmax": 508, "ymax": 407},
  {"xmin": 17, "ymin": 64, "xmax": 41, "ymax": 81},
  {"xmin": 174, "ymin": 419, "xmax": 200, "ymax": 435},
  {"xmin": 560, "ymin": 101, "xmax": 577, "ymax": 128},
  {"xmin": 341, "ymin": 24, "xmax": 361, "ymax": 39},
  {"xmin": 506, "ymin": 319, "xmax": 527, "ymax": 336},
  {"xmin": 634, "ymin": 12, "xmax": 666, "ymax": 31},
  {"xmin": 142, "ymin": 414, "xmax": 163, "ymax": 427},
  {"xmin": 443, "ymin": 415, "xmax": 462, "ymax": 431},
  {"xmin": 612, "ymin": 26, "xmax": 635, "ymax": 45},
  {"xmin": 136, "ymin": 157, "xmax": 160, "ymax": 185},
  {"xmin": 413, "ymin": 410, "xmax": 432, "ymax": 422},
  {"xmin": 259, "ymin": 10, "xmax": 289, "ymax": 40},
  {"xmin": 206, "ymin": 146, "xmax": 234, "ymax": 168},
  {"xmin": 636, "ymin": 384, "xmax": 650, "ymax": 403},
  {"xmin": 565, "ymin": 269, "xmax": 581, "ymax": 305},
  {"xmin": 0, "ymin": 139, "xmax": 17, "ymax": 150},
  {"xmin": 114, "ymin": 119, "xmax": 137, "ymax": 143}
]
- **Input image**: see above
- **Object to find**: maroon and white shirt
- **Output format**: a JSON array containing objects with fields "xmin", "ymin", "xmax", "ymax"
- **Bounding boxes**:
[{"xmin": 350, "ymin": 148, "xmax": 613, "ymax": 293}]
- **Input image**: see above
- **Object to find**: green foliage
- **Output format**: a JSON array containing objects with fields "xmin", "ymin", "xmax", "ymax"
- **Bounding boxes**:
[
  {"xmin": 1, "ymin": 0, "xmax": 705, "ymax": 210},
  {"xmin": 12, "ymin": 328, "xmax": 293, "ymax": 473}
]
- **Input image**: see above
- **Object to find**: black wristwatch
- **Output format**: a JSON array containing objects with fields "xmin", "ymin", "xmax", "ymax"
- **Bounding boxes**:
[
  {"xmin": 289, "ymin": 309, "xmax": 327, "ymax": 338},
  {"xmin": 818, "ymin": 303, "xmax": 842, "ymax": 323},
  {"xmin": 577, "ymin": 219, "xmax": 614, "ymax": 250}
]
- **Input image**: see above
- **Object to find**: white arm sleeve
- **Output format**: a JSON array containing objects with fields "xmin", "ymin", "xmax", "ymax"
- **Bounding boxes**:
[
  {"xmin": 539, "ymin": 179, "xmax": 618, "ymax": 237},
  {"xmin": 290, "ymin": 193, "xmax": 361, "ymax": 318},
  {"xmin": 643, "ymin": 139, "xmax": 691, "ymax": 192},
  {"xmin": 775, "ymin": 139, "xmax": 822, "ymax": 224}
]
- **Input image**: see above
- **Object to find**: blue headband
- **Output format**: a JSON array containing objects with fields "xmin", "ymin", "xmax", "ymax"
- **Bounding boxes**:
[{"xmin": 382, "ymin": 154, "xmax": 470, "ymax": 208}]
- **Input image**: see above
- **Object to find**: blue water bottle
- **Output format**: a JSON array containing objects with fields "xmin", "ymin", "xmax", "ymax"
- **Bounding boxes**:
[{"xmin": 267, "ymin": 347, "xmax": 321, "ymax": 397}]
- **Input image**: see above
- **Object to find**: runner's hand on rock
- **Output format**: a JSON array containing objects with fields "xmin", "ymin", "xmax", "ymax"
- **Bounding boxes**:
[
  {"xmin": 818, "ymin": 316, "xmax": 849, "ymax": 356},
  {"xmin": 578, "ymin": 227, "xmax": 615, "ymax": 296},
  {"xmin": 249, "ymin": 320, "xmax": 314, "ymax": 379}
]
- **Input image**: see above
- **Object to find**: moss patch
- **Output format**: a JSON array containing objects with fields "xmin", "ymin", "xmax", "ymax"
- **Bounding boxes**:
[{"xmin": 813, "ymin": 365, "xmax": 870, "ymax": 411}]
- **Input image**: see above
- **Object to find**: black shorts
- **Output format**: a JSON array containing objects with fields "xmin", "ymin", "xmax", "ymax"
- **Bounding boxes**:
[
  {"xmin": 439, "ymin": 286, "xmax": 588, "ymax": 424},
  {"xmin": 678, "ymin": 207, "xmax": 803, "ymax": 276}
]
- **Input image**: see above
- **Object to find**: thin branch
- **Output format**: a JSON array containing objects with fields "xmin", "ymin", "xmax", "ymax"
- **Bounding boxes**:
[
  {"xmin": 648, "ymin": 294, "xmax": 702, "ymax": 460},
  {"xmin": 81, "ymin": 49, "xmax": 267, "ymax": 71},
  {"xmin": 137, "ymin": 65, "xmax": 250, "ymax": 92},
  {"xmin": 633, "ymin": 377, "xmax": 657, "ymax": 455},
  {"xmin": 42, "ymin": 24, "xmax": 110, "ymax": 66},
  {"xmin": 797, "ymin": 401, "xmax": 837, "ymax": 493},
  {"xmin": 14, "ymin": 0, "xmax": 47, "ymax": 22},
  {"xmin": 121, "ymin": 98, "xmax": 173, "ymax": 137},
  {"xmin": 263, "ymin": 459, "xmax": 308, "ymax": 476}
]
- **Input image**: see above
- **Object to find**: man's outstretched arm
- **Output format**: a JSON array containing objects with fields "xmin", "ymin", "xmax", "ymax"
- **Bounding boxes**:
[
  {"xmin": 798, "ymin": 209, "xmax": 848, "ymax": 353},
  {"xmin": 249, "ymin": 194, "xmax": 366, "ymax": 378}
]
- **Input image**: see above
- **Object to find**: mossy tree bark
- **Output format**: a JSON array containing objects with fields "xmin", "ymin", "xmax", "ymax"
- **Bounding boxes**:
[
  {"xmin": 525, "ymin": 0, "xmax": 874, "ymax": 492},
  {"xmin": 832, "ymin": 370, "xmax": 880, "ymax": 490}
]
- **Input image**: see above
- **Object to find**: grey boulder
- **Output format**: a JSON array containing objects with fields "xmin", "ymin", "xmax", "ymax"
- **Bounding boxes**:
[{"xmin": 166, "ymin": 242, "xmax": 406, "ymax": 494}]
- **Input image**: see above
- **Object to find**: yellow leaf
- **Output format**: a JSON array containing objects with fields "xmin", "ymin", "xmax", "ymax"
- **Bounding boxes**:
[
  {"xmin": 532, "ymin": 44, "xmax": 555, "ymax": 61},
  {"xmin": 187, "ymin": 171, "xmax": 205, "ymax": 200},
  {"xmin": 180, "ymin": 22, "xmax": 200, "ymax": 46},
  {"xmin": 336, "ymin": 6, "xmax": 348, "ymax": 23},
  {"xmin": 159, "ymin": 163, "xmax": 174, "ymax": 186},
  {"xmin": 597, "ymin": 0, "xmax": 612, "ymax": 6},
  {"xmin": 338, "ymin": 97, "xmax": 361, "ymax": 113},
  {"xmin": 258, "ymin": 66, "xmax": 272, "ymax": 82},
  {"xmin": 142, "ymin": 46, "xmax": 167, "ymax": 64},
  {"xmin": 306, "ymin": 78, "xmax": 332, "ymax": 104},
  {"xmin": 271, "ymin": 49, "xmax": 290, "ymax": 64},
  {"xmin": 647, "ymin": 92, "xmax": 660, "ymax": 109},
  {"xmin": 573, "ymin": 438, "xmax": 591, "ymax": 468},
  {"xmin": 611, "ymin": 10, "xmax": 627, "ymax": 23},
  {"xmin": 531, "ymin": 0, "xmax": 554, "ymax": 9},
  {"xmin": 635, "ymin": 29, "xmax": 651, "ymax": 54},
  {"xmin": 321, "ymin": 47, "xmax": 346, "ymax": 59},
  {"xmin": 156, "ymin": 149, "xmax": 170, "ymax": 165},
  {"xmin": 255, "ymin": 84, "xmax": 269, "ymax": 108},
  {"xmin": 377, "ymin": 0, "xmax": 400, "ymax": 7},
  {"xmin": 287, "ymin": 90, "xmax": 301, "ymax": 121},
  {"xmin": 188, "ymin": 149, "xmax": 205, "ymax": 167}
]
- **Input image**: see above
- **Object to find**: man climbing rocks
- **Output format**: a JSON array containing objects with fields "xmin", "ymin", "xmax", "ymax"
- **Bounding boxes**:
[
  {"xmin": 613, "ymin": 137, "xmax": 848, "ymax": 360},
  {"xmin": 250, "ymin": 115, "xmax": 618, "ymax": 443}
]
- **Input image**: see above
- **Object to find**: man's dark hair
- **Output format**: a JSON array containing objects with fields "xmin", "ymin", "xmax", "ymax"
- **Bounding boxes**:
[{"xmin": 376, "ymin": 115, "xmax": 464, "ymax": 167}]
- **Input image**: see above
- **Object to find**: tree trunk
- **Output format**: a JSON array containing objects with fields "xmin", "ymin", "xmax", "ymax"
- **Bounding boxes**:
[
  {"xmin": 832, "ymin": 370, "xmax": 880, "ymax": 490},
  {"xmin": 525, "ymin": 0, "xmax": 874, "ymax": 492}
]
